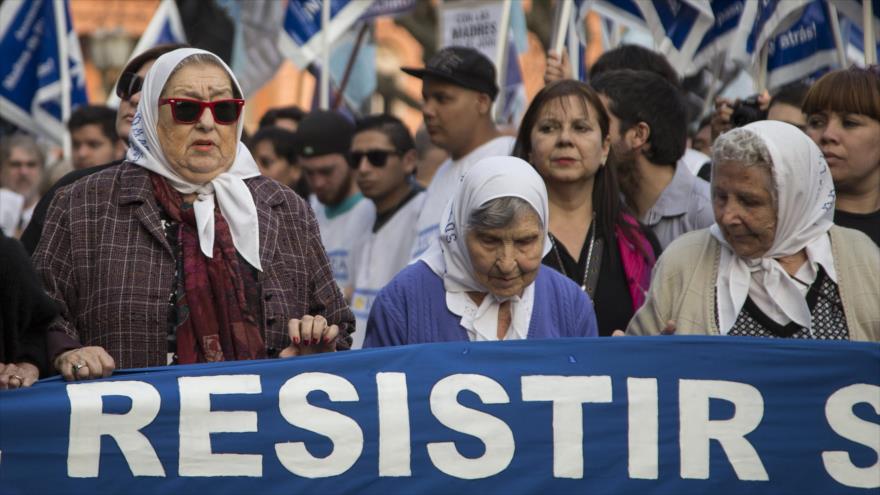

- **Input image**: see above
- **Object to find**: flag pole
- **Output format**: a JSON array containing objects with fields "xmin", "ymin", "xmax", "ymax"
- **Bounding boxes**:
[
  {"xmin": 320, "ymin": 0, "xmax": 331, "ymax": 110},
  {"xmin": 865, "ymin": 0, "xmax": 877, "ymax": 64},
  {"xmin": 493, "ymin": 0, "xmax": 512, "ymax": 122},
  {"xmin": 550, "ymin": 0, "xmax": 574, "ymax": 55},
  {"xmin": 827, "ymin": 2, "xmax": 848, "ymax": 68},
  {"xmin": 54, "ymin": 0, "xmax": 72, "ymax": 162},
  {"xmin": 333, "ymin": 22, "xmax": 370, "ymax": 111}
]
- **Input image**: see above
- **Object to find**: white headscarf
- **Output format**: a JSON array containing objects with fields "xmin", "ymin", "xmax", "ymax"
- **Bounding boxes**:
[
  {"xmin": 422, "ymin": 156, "xmax": 552, "ymax": 341},
  {"xmin": 711, "ymin": 120, "xmax": 836, "ymax": 334},
  {"xmin": 125, "ymin": 48, "xmax": 263, "ymax": 271}
]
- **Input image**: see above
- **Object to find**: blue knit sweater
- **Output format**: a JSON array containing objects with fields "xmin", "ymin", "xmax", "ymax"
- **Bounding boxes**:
[{"xmin": 364, "ymin": 261, "xmax": 598, "ymax": 347}]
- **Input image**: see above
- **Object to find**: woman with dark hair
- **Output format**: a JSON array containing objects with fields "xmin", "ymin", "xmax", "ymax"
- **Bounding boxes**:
[
  {"xmin": 802, "ymin": 65, "xmax": 880, "ymax": 247},
  {"xmin": 513, "ymin": 80, "xmax": 660, "ymax": 336}
]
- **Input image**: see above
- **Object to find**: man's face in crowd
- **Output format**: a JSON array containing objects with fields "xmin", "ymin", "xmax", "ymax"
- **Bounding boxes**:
[
  {"xmin": 421, "ymin": 78, "xmax": 486, "ymax": 157},
  {"xmin": 599, "ymin": 93, "xmax": 641, "ymax": 195},
  {"xmin": 351, "ymin": 129, "xmax": 414, "ymax": 203},
  {"xmin": 301, "ymin": 153, "xmax": 353, "ymax": 206},
  {"xmin": 72, "ymin": 123, "xmax": 117, "ymax": 170},
  {"xmin": 253, "ymin": 139, "xmax": 291, "ymax": 183},
  {"xmin": 767, "ymin": 102, "xmax": 807, "ymax": 131},
  {"xmin": 0, "ymin": 146, "xmax": 43, "ymax": 200}
]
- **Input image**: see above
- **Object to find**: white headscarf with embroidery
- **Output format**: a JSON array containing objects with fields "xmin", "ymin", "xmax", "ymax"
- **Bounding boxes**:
[
  {"xmin": 126, "ymin": 48, "xmax": 262, "ymax": 271},
  {"xmin": 711, "ymin": 120, "xmax": 836, "ymax": 334},
  {"xmin": 422, "ymin": 156, "xmax": 552, "ymax": 341}
]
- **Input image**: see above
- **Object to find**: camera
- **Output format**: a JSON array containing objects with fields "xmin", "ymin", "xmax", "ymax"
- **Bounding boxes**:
[{"xmin": 730, "ymin": 95, "xmax": 768, "ymax": 128}]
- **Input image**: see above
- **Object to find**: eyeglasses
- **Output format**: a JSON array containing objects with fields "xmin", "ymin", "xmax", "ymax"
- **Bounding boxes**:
[
  {"xmin": 348, "ymin": 149, "xmax": 399, "ymax": 168},
  {"xmin": 158, "ymin": 98, "xmax": 245, "ymax": 125},
  {"xmin": 116, "ymin": 72, "xmax": 144, "ymax": 101}
]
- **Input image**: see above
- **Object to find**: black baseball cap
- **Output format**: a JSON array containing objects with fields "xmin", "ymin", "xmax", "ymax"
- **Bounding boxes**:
[
  {"xmin": 296, "ymin": 110, "xmax": 355, "ymax": 158},
  {"xmin": 401, "ymin": 46, "xmax": 499, "ymax": 101}
]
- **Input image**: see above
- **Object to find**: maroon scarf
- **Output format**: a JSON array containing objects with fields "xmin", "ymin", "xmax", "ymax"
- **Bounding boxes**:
[{"xmin": 150, "ymin": 173, "xmax": 266, "ymax": 364}]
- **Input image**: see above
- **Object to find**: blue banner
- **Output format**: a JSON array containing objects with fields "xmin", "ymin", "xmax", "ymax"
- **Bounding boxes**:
[
  {"xmin": 0, "ymin": 0, "xmax": 88, "ymax": 143},
  {"xmin": 1, "ymin": 337, "xmax": 878, "ymax": 494},
  {"xmin": 692, "ymin": 0, "xmax": 750, "ymax": 69},
  {"xmin": 637, "ymin": 0, "xmax": 715, "ymax": 75}
]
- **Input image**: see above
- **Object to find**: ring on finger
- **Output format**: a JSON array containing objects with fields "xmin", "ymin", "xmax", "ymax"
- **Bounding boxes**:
[
  {"xmin": 12, "ymin": 375, "xmax": 24, "ymax": 381},
  {"xmin": 72, "ymin": 362, "xmax": 86, "ymax": 372}
]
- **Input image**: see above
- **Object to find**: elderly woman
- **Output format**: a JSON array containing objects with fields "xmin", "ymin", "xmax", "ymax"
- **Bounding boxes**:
[
  {"xmin": 513, "ymin": 80, "xmax": 659, "ymax": 336},
  {"xmin": 364, "ymin": 156, "xmax": 598, "ymax": 346},
  {"xmin": 802, "ymin": 65, "xmax": 880, "ymax": 247},
  {"xmin": 627, "ymin": 121, "xmax": 879, "ymax": 340},
  {"xmin": 34, "ymin": 48, "xmax": 353, "ymax": 380}
]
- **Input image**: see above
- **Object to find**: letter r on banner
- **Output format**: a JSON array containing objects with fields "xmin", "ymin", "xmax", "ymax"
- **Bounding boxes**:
[
  {"xmin": 679, "ymin": 379, "xmax": 768, "ymax": 481},
  {"xmin": 67, "ymin": 381, "xmax": 165, "ymax": 478}
]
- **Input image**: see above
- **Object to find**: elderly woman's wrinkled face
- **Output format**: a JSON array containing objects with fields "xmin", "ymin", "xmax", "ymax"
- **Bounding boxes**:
[
  {"xmin": 466, "ymin": 210, "xmax": 544, "ymax": 298},
  {"xmin": 529, "ymin": 95, "xmax": 609, "ymax": 185},
  {"xmin": 712, "ymin": 160, "xmax": 778, "ymax": 259},
  {"xmin": 157, "ymin": 63, "xmax": 238, "ymax": 184}
]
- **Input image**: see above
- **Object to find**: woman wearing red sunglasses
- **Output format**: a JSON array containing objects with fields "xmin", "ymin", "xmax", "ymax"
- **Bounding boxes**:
[{"xmin": 33, "ymin": 48, "xmax": 354, "ymax": 381}]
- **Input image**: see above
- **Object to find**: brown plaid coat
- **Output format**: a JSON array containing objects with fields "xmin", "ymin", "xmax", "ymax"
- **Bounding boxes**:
[{"xmin": 33, "ymin": 163, "xmax": 354, "ymax": 369}]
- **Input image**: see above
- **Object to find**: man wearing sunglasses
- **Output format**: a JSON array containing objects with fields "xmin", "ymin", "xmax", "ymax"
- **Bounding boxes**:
[
  {"xmin": 347, "ymin": 115, "xmax": 426, "ymax": 348},
  {"xmin": 21, "ymin": 43, "xmax": 187, "ymax": 255},
  {"xmin": 297, "ymin": 110, "xmax": 376, "ymax": 297}
]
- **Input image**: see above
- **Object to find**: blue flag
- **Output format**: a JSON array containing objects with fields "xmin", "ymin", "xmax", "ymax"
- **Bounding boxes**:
[
  {"xmin": 106, "ymin": 0, "xmax": 185, "ymax": 107},
  {"xmin": 763, "ymin": 1, "xmax": 842, "ymax": 90},
  {"xmin": 0, "ymin": 0, "xmax": 87, "ymax": 144},
  {"xmin": 637, "ymin": 0, "xmax": 715, "ymax": 76},
  {"xmin": 692, "ymin": 0, "xmax": 752, "ymax": 70},
  {"xmin": 277, "ymin": 0, "xmax": 373, "ymax": 69}
]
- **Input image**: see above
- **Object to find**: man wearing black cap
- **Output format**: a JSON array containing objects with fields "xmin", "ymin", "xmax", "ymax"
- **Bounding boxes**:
[
  {"xmin": 297, "ymin": 110, "xmax": 376, "ymax": 296},
  {"xmin": 401, "ymin": 46, "xmax": 514, "ymax": 259}
]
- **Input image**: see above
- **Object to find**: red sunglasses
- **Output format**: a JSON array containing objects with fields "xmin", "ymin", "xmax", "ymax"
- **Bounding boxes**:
[{"xmin": 158, "ymin": 98, "xmax": 245, "ymax": 125}]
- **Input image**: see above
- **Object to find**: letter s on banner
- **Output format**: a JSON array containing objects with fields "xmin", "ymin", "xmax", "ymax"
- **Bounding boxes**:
[
  {"xmin": 822, "ymin": 384, "xmax": 880, "ymax": 489},
  {"xmin": 427, "ymin": 374, "xmax": 514, "ymax": 479},
  {"xmin": 67, "ymin": 381, "xmax": 165, "ymax": 478},
  {"xmin": 679, "ymin": 379, "xmax": 768, "ymax": 481},
  {"xmin": 275, "ymin": 372, "xmax": 363, "ymax": 478},
  {"xmin": 178, "ymin": 375, "xmax": 262, "ymax": 477}
]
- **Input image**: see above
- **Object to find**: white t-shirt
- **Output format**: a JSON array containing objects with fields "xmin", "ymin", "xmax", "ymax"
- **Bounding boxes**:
[
  {"xmin": 350, "ymin": 190, "xmax": 427, "ymax": 348},
  {"xmin": 680, "ymin": 148, "xmax": 710, "ymax": 176},
  {"xmin": 410, "ymin": 135, "xmax": 516, "ymax": 259},
  {"xmin": 310, "ymin": 193, "xmax": 376, "ymax": 291},
  {"xmin": 0, "ymin": 188, "xmax": 24, "ymax": 237}
]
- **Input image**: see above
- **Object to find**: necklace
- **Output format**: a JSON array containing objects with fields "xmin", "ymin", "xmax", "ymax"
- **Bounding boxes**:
[{"xmin": 550, "ymin": 225, "xmax": 596, "ymax": 293}]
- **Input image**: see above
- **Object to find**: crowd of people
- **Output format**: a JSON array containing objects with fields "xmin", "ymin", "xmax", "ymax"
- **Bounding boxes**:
[{"xmin": 1, "ymin": 42, "xmax": 878, "ymax": 388}]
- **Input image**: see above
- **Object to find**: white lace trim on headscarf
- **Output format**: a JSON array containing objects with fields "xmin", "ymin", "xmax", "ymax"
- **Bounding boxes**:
[
  {"xmin": 421, "ymin": 156, "xmax": 552, "ymax": 341},
  {"xmin": 712, "ymin": 120, "xmax": 836, "ymax": 335},
  {"xmin": 125, "ymin": 48, "xmax": 263, "ymax": 270}
]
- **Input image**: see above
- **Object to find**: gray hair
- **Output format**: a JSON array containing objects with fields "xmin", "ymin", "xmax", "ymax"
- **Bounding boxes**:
[
  {"xmin": 468, "ymin": 196, "xmax": 543, "ymax": 231},
  {"xmin": 711, "ymin": 127, "xmax": 777, "ymax": 203},
  {"xmin": 0, "ymin": 133, "xmax": 45, "ymax": 168},
  {"xmin": 163, "ymin": 54, "xmax": 240, "ymax": 98}
]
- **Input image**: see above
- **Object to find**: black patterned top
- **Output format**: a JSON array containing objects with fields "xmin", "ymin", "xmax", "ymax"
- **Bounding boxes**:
[{"xmin": 726, "ymin": 267, "xmax": 849, "ymax": 340}]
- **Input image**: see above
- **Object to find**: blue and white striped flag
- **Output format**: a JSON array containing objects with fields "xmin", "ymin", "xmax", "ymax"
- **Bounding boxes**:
[
  {"xmin": 692, "ymin": 0, "xmax": 754, "ymax": 70},
  {"xmin": 277, "ymin": 0, "xmax": 373, "ymax": 70},
  {"xmin": 763, "ymin": 1, "xmax": 839, "ymax": 90},
  {"xmin": 637, "ymin": 0, "xmax": 715, "ymax": 76},
  {"xmin": 0, "ymin": 0, "xmax": 87, "ymax": 144}
]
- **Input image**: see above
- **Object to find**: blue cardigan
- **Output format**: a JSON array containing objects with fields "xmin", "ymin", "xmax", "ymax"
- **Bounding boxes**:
[{"xmin": 364, "ymin": 261, "xmax": 598, "ymax": 347}]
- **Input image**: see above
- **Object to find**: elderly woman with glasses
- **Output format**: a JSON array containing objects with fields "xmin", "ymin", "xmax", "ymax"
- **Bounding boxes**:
[
  {"xmin": 364, "ymin": 156, "xmax": 598, "ymax": 346},
  {"xmin": 33, "ymin": 48, "xmax": 354, "ymax": 381},
  {"xmin": 627, "ymin": 121, "xmax": 879, "ymax": 340}
]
